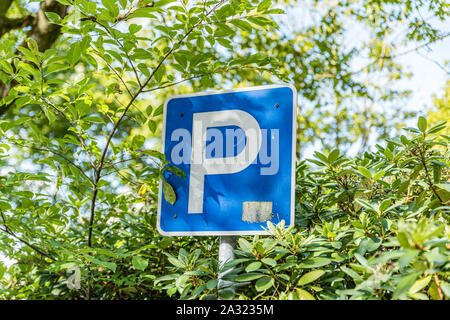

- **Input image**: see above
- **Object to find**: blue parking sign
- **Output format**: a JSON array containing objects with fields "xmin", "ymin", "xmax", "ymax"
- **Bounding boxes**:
[{"xmin": 157, "ymin": 84, "xmax": 297, "ymax": 235}]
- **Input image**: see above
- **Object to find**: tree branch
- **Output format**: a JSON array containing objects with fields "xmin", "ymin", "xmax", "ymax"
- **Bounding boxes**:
[
  {"xmin": 141, "ymin": 66, "xmax": 270, "ymax": 93},
  {"xmin": 2, "ymin": 137, "xmax": 94, "ymax": 185},
  {"xmin": 0, "ymin": 0, "xmax": 68, "ymax": 117},
  {"xmin": 86, "ymin": 0, "xmax": 228, "ymax": 248},
  {"xmin": 0, "ymin": 15, "xmax": 35, "ymax": 37},
  {"xmin": 0, "ymin": 0, "xmax": 13, "ymax": 18},
  {"xmin": 79, "ymin": 2, "xmax": 155, "ymax": 25},
  {"xmin": 0, "ymin": 211, "xmax": 56, "ymax": 262}
]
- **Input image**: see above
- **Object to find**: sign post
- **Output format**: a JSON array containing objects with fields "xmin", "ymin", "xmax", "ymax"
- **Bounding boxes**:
[
  {"xmin": 218, "ymin": 236, "xmax": 236, "ymax": 298},
  {"xmin": 157, "ymin": 84, "xmax": 297, "ymax": 298}
]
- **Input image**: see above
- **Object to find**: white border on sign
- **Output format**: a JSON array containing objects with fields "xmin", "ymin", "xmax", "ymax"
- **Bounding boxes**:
[{"xmin": 156, "ymin": 83, "xmax": 298, "ymax": 236}]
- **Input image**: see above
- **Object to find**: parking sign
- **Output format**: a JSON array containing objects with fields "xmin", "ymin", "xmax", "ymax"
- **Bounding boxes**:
[{"xmin": 157, "ymin": 84, "xmax": 297, "ymax": 235}]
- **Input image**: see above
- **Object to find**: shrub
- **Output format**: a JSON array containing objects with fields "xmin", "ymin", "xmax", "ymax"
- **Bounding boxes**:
[{"xmin": 0, "ymin": 115, "xmax": 448, "ymax": 299}]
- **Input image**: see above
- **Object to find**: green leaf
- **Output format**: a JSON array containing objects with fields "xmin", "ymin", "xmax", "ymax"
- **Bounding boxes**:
[
  {"xmin": 313, "ymin": 151, "xmax": 329, "ymax": 164},
  {"xmin": 261, "ymin": 257, "xmax": 276, "ymax": 267},
  {"xmin": 357, "ymin": 166, "xmax": 372, "ymax": 179},
  {"xmin": 409, "ymin": 276, "xmax": 431, "ymax": 295},
  {"xmin": 0, "ymin": 60, "xmax": 14, "ymax": 75},
  {"xmin": 148, "ymin": 120, "xmax": 157, "ymax": 134},
  {"xmin": 245, "ymin": 261, "xmax": 262, "ymax": 272},
  {"xmin": 298, "ymin": 257, "xmax": 332, "ymax": 268},
  {"xmin": 231, "ymin": 20, "xmax": 253, "ymax": 32},
  {"xmin": 235, "ymin": 272, "xmax": 264, "ymax": 282},
  {"xmin": 129, "ymin": 23, "xmax": 142, "ymax": 34},
  {"xmin": 427, "ymin": 121, "xmax": 446, "ymax": 135},
  {"xmin": 418, "ymin": 116, "xmax": 427, "ymax": 133},
  {"xmin": 255, "ymin": 276, "xmax": 274, "ymax": 292},
  {"xmin": 206, "ymin": 279, "xmax": 218, "ymax": 291},
  {"xmin": 67, "ymin": 42, "xmax": 81, "ymax": 65},
  {"xmin": 384, "ymin": 148, "xmax": 393, "ymax": 160},
  {"xmin": 397, "ymin": 180, "xmax": 410, "ymax": 197},
  {"xmin": 46, "ymin": 63, "xmax": 70, "ymax": 75},
  {"xmin": 86, "ymin": 256, "xmax": 117, "ymax": 273},
  {"xmin": 328, "ymin": 149, "xmax": 339, "ymax": 163},
  {"xmin": 119, "ymin": 0, "xmax": 128, "ymax": 9},
  {"xmin": 162, "ymin": 178, "xmax": 176, "ymax": 205},
  {"xmin": 257, "ymin": 0, "xmax": 272, "ymax": 12},
  {"xmin": 153, "ymin": 105, "xmax": 164, "ymax": 117},
  {"xmin": 214, "ymin": 23, "xmax": 235, "ymax": 38},
  {"xmin": 154, "ymin": 0, "xmax": 177, "ymax": 7},
  {"xmin": 45, "ymin": 12, "xmax": 62, "ymax": 24},
  {"xmin": 373, "ymin": 170, "xmax": 386, "ymax": 182},
  {"xmin": 42, "ymin": 107, "xmax": 56, "ymax": 124},
  {"xmin": 128, "ymin": 7, "xmax": 157, "ymax": 19},
  {"xmin": 429, "ymin": 281, "xmax": 442, "ymax": 300},
  {"xmin": 142, "ymin": 149, "xmax": 165, "ymax": 161},
  {"xmin": 131, "ymin": 135, "xmax": 146, "ymax": 149},
  {"xmin": 297, "ymin": 270, "xmax": 325, "ymax": 286},
  {"xmin": 101, "ymin": 261, "xmax": 117, "ymax": 273},
  {"xmin": 435, "ymin": 184, "xmax": 450, "ymax": 193},
  {"xmin": 440, "ymin": 281, "xmax": 450, "ymax": 299},
  {"xmin": 341, "ymin": 266, "xmax": 363, "ymax": 283},
  {"xmin": 432, "ymin": 164, "xmax": 442, "ymax": 184},
  {"xmin": 295, "ymin": 288, "xmax": 315, "ymax": 300},
  {"xmin": 398, "ymin": 250, "xmax": 419, "ymax": 267},
  {"xmin": 238, "ymin": 238, "xmax": 252, "ymax": 253},
  {"xmin": 166, "ymin": 255, "xmax": 185, "ymax": 268},
  {"xmin": 102, "ymin": 0, "xmax": 119, "ymax": 18},
  {"xmin": 17, "ymin": 46, "xmax": 39, "ymax": 65},
  {"xmin": 393, "ymin": 272, "xmax": 420, "ymax": 299},
  {"xmin": 132, "ymin": 256, "xmax": 148, "ymax": 271},
  {"xmin": 83, "ymin": 116, "xmax": 105, "ymax": 123},
  {"xmin": 379, "ymin": 199, "xmax": 392, "ymax": 213},
  {"xmin": 397, "ymin": 232, "xmax": 413, "ymax": 249},
  {"xmin": 165, "ymin": 165, "xmax": 186, "ymax": 178},
  {"xmin": 218, "ymin": 289, "xmax": 234, "ymax": 300}
]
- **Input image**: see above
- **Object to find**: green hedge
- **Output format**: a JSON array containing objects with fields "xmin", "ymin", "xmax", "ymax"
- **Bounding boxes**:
[
  {"xmin": 154, "ymin": 117, "xmax": 449, "ymax": 300},
  {"xmin": 0, "ymin": 117, "xmax": 448, "ymax": 300}
]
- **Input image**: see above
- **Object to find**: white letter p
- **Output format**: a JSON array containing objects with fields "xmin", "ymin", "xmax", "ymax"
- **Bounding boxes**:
[{"xmin": 188, "ymin": 110, "xmax": 262, "ymax": 214}]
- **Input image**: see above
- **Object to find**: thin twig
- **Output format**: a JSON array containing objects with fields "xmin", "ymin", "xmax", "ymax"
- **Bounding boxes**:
[
  {"xmin": 40, "ymin": 96, "xmax": 97, "ymax": 170},
  {"xmin": 141, "ymin": 66, "xmax": 270, "ymax": 93},
  {"xmin": 0, "ymin": 211, "xmax": 56, "ymax": 261},
  {"xmin": 433, "ymin": 273, "xmax": 444, "ymax": 300},
  {"xmin": 86, "ymin": 0, "xmax": 229, "ymax": 248},
  {"xmin": 3, "ymin": 138, "xmax": 93, "ymax": 184}
]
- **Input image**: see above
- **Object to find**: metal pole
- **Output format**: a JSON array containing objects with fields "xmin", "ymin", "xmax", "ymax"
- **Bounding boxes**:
[{"xmin": 218, "ymin": 236, "xmax": 236, "ymax": 298}]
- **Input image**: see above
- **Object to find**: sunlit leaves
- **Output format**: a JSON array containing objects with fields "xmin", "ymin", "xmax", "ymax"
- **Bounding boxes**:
[
  {"xmin": 297, "ymin": 270, "xmax": 325, "ymax": 286},
  {"xmin": 0, "ymin": 0, "xmax": 448, "ymax": 301},
  {"xmin": 132, "ymin": 256, "xmax": 149, "ymax": 271},
  {"xmin": 418, "ymin": 116, "xmax": 427, "ymax": 133}
]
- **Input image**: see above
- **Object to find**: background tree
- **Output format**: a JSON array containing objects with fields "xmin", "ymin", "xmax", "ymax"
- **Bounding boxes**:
[
  {"xmin": 428, "ymin": 80, "xmax": 449, "ymax": 136},
  {"xmin": 0, "ymin": 0, "xmax": 448, "ymax": 300}
]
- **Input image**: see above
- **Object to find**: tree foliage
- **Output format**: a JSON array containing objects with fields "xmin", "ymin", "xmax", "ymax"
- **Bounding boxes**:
[{"xmin": 0, "ymin": 0, "xmax": 448, "ymax": 300}]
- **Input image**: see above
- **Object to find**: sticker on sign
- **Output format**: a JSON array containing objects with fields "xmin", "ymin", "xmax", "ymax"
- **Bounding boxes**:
[{"xmin": 157, "ymin": 84, "xmax": 297, "ymax": 236}]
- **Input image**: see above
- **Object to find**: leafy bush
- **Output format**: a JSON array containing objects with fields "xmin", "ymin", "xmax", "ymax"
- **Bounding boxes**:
[
  {"xmin": 2, "ymin": 117, "xmax": 447, "ymax": 300},
  {"xmin": 153, "ymin": 117, "xmax": 449, "ymax": 300},
  {"xmin": 0, "ymin": 0, "xmax": 448, "ymax": 300}
]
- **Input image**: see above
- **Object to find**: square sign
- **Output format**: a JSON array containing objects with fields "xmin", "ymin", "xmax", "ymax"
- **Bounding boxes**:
[{"xmin": 157, "ymin": 84, "xmax": 297, "ymax": 235}]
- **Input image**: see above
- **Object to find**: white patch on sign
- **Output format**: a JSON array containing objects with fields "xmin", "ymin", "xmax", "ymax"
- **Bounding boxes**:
[{"xmin": 242, "ymin": 201, "xmax": 273, "ymax": 223}]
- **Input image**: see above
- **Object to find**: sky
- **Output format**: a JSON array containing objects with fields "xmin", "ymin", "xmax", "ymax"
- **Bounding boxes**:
[
  {"xmin": 399, "ymin": 39, "xmax": 449, "ymax": 113},
  {"xmin": 282, "ymin": 1, "xmax": 450, "ymax": 158}
]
